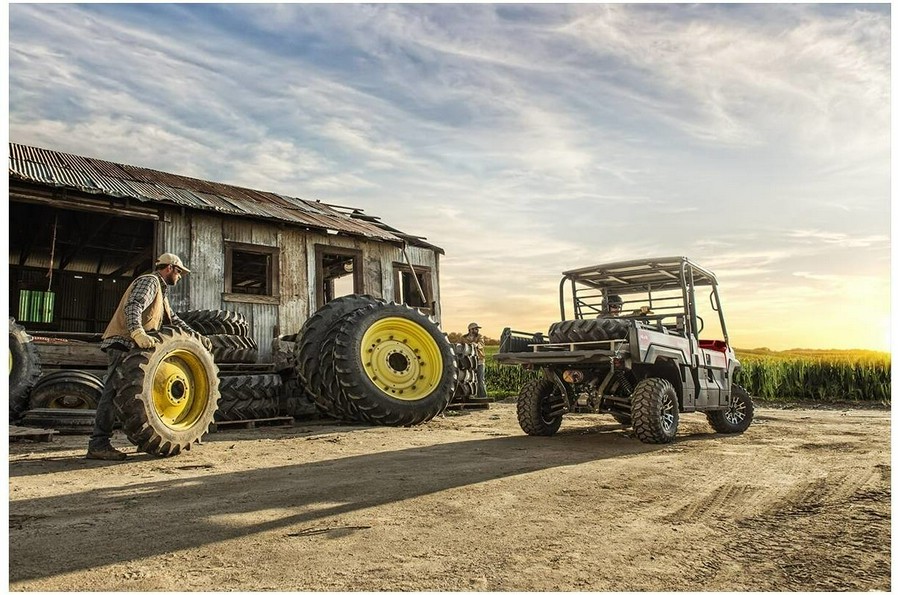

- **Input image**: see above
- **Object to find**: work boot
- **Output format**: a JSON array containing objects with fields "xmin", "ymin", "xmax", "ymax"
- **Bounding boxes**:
[{"xmin": 85, "ymin": 445, "xmax": 127, "ymax": 461}]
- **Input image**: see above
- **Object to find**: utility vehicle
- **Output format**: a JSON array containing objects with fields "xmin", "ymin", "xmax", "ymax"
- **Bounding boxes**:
[{"xmin": 495, "ymin": 257, "xmax": 753, "ymax": 443}]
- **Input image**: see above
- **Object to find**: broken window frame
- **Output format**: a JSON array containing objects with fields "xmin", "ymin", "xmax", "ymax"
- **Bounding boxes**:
[
  {"xmin": 315, "ymin": 244, "xmax": 363, "ymax": 308},
  {"xmin": 393, "ymin": 262, "xmax": 433, "ymax": 313},
  {"xmin": 223, "ymin": 242, "xmax": 280, "ymax": 303}
]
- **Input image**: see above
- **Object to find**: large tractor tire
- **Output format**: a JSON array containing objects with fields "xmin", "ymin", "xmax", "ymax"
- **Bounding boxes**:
[
  {"xmin": 112, "ymin": 327, "xmax": 220, "ymax": 456},
  {"xmin": 631, "ymin": 377, "xmax": 679, "ymax": 444},
  {"xmin": 207, "ymin": 334, "xmax": 258, "ymax": 364},
  {"xmin": 452, "ymin": 369, "xmax": 479, "ymax": 402},
  {"xmin": 20, "ymin": 408, "xmax": 96, "ymax": 435},
  {"xmin": 30, "ymin": 370, "xmax": 103, "ymax": 410},
  {"xmin": 516, "ymin": 378, "xmax": 564, "ymax": 436},
  {"xmin": 216, "ymin": 374, "xmax": 282, "ymax": 421},
  {"xmin": 706, "ymin": 384, "xmax": 754, "ymax": 434},
  {"xmin": 548, "ymin": 318, "xmax": 630, "ymax": 344},
  {"xmin": 314, "ymin": 330, "xmax": 366, "ymax": 422},
  {"xmin": 176, "ymin": 309, "xmax": 250, "ymax": 337},
  {"xmin": 332, "ymin": 304, "xmax": 457, "ymax": 426},
  {"xmin": 294, "ymin": 295, "xmax": 384, "ymax": 394},
  {"xmin": 10, "ymin": 318, "xmax": 42, "ymax": 421},
  {"xmin": 453, "ymin": 343, "xmax": 478, "ymax": 371}
]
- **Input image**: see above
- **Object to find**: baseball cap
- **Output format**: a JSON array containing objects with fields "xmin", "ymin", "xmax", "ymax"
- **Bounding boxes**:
[
  {"xmin": 468, "ymin": 322, "xmax": 481, "ymax": 331},
  {"xmin": 156, "ymin": 253, "xmax": 191, "ymax": 273}
]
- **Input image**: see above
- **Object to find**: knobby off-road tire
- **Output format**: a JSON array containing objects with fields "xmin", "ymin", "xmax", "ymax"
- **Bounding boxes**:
[
  {"xmin": 207, "ymin": 334, "xmax": 258, "ymax": 364},
  {"xmin": 30, "ymin": 370, "xmax": 103, "ymax": 410},
  {"xmin": 517, "ymin": 378, "xmax": 564, "ymax": 436},
  {"xmin": 332, "ymin": 304, "xmax": 457, "ymax": 426},
  {"xmin": 112, "ymin": 327, "xmax": 220, "ymax": 456},
  {"xmin": 631, "ymin": 377, "xmax": 679, "ymax": 444},
  {"xmin": 295, "ymin": 294, "xmax": 385, "ymax": 396},
  {"xmin": 548, "ymin": 318, "xmax": 630, "ymax": 344},
  {"xmin": 216, "ymin": 374, "xmax": 282, "ymax": 421},
  {"xmin": 176, "ymin": 309, "xmax": 250, "ymax": 337},
  {"xmin": 706, "ymin": 384, "xmax": 754, "ymax": 434},
  {"xmin": 10, "ymin": 318, "xmax": 42, "ymax": 421},
  {"xmin": 20, "ymin": 408, "xmax": 96, "ymax": 435}
]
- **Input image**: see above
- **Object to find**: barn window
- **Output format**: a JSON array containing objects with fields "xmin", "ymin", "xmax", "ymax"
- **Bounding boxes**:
[
  {"xmin": 393, "ymin": 264, "xmax": 432, "ymax": 313},
  {"xmin": 315, "ymin": 245, "xmax": 362, "ymax": 308},
  {"xmin": 224, "ymin": 242, "xmax": 279, "ymax": 301}
]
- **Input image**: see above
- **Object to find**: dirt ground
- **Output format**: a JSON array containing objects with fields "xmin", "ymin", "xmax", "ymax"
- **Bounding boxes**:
[{"xmin": 8, "ymin": 400, "xmax": 891, "ymax": 592}]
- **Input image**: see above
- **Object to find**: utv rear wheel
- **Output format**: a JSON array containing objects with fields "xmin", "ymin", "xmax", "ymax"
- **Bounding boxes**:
[
  {"xmin": 706, "ymin": 384, "xmax": 754, "ymax": 434},
  {"xmin": 516, "ymin": 378, "xmax": 564, "ymax": 436},
  {"xmin": 631, "ymin": 377, "xmax": 679, "ymax": 444},
  {"xmin": 113, "ymin": 328, "xmax": 220, "ymax": 456}
]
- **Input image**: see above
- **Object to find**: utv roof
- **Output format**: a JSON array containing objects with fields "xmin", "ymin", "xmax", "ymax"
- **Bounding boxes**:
[{"xmin": 561, "ymin": 256, "xmax": 718, "ymax": 293}]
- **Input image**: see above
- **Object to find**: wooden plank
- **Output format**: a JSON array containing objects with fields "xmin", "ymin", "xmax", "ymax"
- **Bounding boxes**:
[
  {"xmin": 33, "ymin": 342, "xmax": 107, "ymax": 367},
  {"xmin": 210, "ymin": 416, "xmax": 294, "ymax": 432},
  {"xmin": 9, "ymin": 425, "xmax": 58, "ymax": 442}
]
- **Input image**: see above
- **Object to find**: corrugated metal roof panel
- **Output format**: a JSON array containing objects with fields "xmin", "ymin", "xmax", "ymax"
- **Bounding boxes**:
[
  {"xmin": 8, "ymin": 142, "xmax": 430, "ymax": 246},
  {"xmin": 91, "ymin": 175, "xmax": 142, "ymax": 199},
  {"xmin": 48, "ymin": 165, "xmax": 101, "ymax": 191},
  {"xmin": 10, "ymin": 158, "xmax": 55, "ymax": 185},
  {"xmin": 86, "ymin": 157, "xmax": 131, "ymax": 179}
]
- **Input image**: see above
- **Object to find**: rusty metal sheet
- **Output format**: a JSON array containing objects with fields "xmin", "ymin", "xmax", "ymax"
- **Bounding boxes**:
[
  {"xmin": 8, "ymin": 142, "xmax": 429, "ymax": 247},
  {"xmin": 91, "ymin": 175, "xmax": 143, "ymax": 199}
]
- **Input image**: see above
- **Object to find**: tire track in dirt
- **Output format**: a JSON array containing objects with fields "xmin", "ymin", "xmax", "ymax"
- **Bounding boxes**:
[{"xmin": 675, "ymin": 465, "xmax": 890, "ymax": 590}]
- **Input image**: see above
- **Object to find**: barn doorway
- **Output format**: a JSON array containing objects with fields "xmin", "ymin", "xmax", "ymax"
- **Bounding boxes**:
[{"xmin": 8, "ymin": 202, "xmax": 156, "ymax": 333}]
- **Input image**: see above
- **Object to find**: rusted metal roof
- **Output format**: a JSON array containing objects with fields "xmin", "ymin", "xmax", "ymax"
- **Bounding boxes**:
[{"xmin": 9, "ymin": 142, "xmax": 439, "ymax": 249}]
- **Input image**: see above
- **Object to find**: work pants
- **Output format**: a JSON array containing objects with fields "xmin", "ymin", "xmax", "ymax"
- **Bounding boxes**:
[{"xmin": 88, "ymin": 346, "xmax": 128, "ymax": 450}]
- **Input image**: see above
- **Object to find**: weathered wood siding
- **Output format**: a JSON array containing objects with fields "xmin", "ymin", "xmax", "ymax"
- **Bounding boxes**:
[{"xmin": 157, "ymin": 209, "xmax": 442, "ymax": 362}]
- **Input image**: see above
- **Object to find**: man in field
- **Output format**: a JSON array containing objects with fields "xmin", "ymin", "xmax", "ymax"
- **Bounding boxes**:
[
  {"xmin": 86, "ymin": 253, "xmax": 209, "ymax": 461},
  {"xmin": 461, "ymin": 322, "xmax": 487, "ymax": 399}
]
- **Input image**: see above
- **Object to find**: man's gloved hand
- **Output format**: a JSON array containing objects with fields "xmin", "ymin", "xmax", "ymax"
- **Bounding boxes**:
[
  {"xmin": 130, "ymin": 328, "xmax": 159, "ymax": 349},
  {"xmin": 200, "ymin": 335, "xmax": 213, "ymax": 352}
]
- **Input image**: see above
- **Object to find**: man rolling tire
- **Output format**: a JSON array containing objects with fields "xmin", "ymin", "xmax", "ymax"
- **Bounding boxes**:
[{"xmin": 86, "ymin": 253, "xmax": 210, "ymax": 461}]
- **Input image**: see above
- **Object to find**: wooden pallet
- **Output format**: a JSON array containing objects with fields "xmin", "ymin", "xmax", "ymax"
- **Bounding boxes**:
[
  {"xmin": 210, "ymin": 416, "xmax": 295, "ymax": 432},
  {"xmin": 9, "ymin": 425, "xmax": 59, "ymax": 442}
]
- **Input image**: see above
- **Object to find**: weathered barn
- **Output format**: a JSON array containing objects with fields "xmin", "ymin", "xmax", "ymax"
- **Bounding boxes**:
[{"xmin": 8, "ymin": 142, "xmax": 444, "ymax": 362}]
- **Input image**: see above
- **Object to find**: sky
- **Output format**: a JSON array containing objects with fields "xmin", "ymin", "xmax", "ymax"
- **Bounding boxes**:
[{"xmin": 6, "ymin": 3, "xmax": 892, "ymax": 351}]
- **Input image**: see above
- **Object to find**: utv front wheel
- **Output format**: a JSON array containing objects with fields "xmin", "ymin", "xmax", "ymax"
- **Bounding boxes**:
[
  {"xmin": 631, "ymin": 377, "xmax": 679, "ymax": 444},
  {"xmin": 516, "ymin": 378, "xmax": 564, "ymax": 436},
  {"xmin": 706, "ymin": 384, "xmax": 754, "ymax": 434}
]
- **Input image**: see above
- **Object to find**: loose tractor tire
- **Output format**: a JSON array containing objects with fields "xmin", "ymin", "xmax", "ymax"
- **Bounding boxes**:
[
  {"xmin": 113, "ymin": 327, "xmax": 220, "ymax": 456},
  {"xmin": 9, "ymin": 317, "xmax": 42, "ymax": 421},
  {"xmin": 332, "ymin": 303, "xmax": 457, "ymax": 426}
]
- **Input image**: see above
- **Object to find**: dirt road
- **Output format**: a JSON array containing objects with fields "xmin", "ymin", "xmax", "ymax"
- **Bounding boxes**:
[{"xmin": 8, "ymin": 401, "xmax": 890, "ymax": 591}]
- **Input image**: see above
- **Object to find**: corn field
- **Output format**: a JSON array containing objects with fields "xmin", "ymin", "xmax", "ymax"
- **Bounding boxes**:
[{"xmin": 485, "ymin": 346, "xmax": 890, "ymax": 403}]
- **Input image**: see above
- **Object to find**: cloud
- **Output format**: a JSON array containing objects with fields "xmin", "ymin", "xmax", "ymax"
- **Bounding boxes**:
[
  {"xmin": 787, "ymin": 229, "xmax": 889, "ymax": 249},
  {"xmin": 7, "ymin": 4, "xmax": 890, "ymax": 350}
]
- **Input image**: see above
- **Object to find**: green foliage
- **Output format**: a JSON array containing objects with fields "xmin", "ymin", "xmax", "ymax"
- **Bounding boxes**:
[
  {"xmin": 485, "ymin": 345, "xmax": 891, "ymax": 403},
  {"xmin": 733, "ymin": 349, "xmax": 891, "ymax": 403}
]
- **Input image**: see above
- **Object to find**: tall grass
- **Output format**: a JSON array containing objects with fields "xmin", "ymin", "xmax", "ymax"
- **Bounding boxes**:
[{"xmin": 485, "ymin": 346, "xmax": 891, "ymax": 403}]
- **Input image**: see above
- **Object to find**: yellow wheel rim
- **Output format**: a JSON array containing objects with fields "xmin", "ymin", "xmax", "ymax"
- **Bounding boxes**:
[
  {"xmin": 360, "ymin": 316, "xmax": 443, "ymax": 401},
  {"xmin": 151, "ymin": 349, "xmax": 211, "ymax": 429}
]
